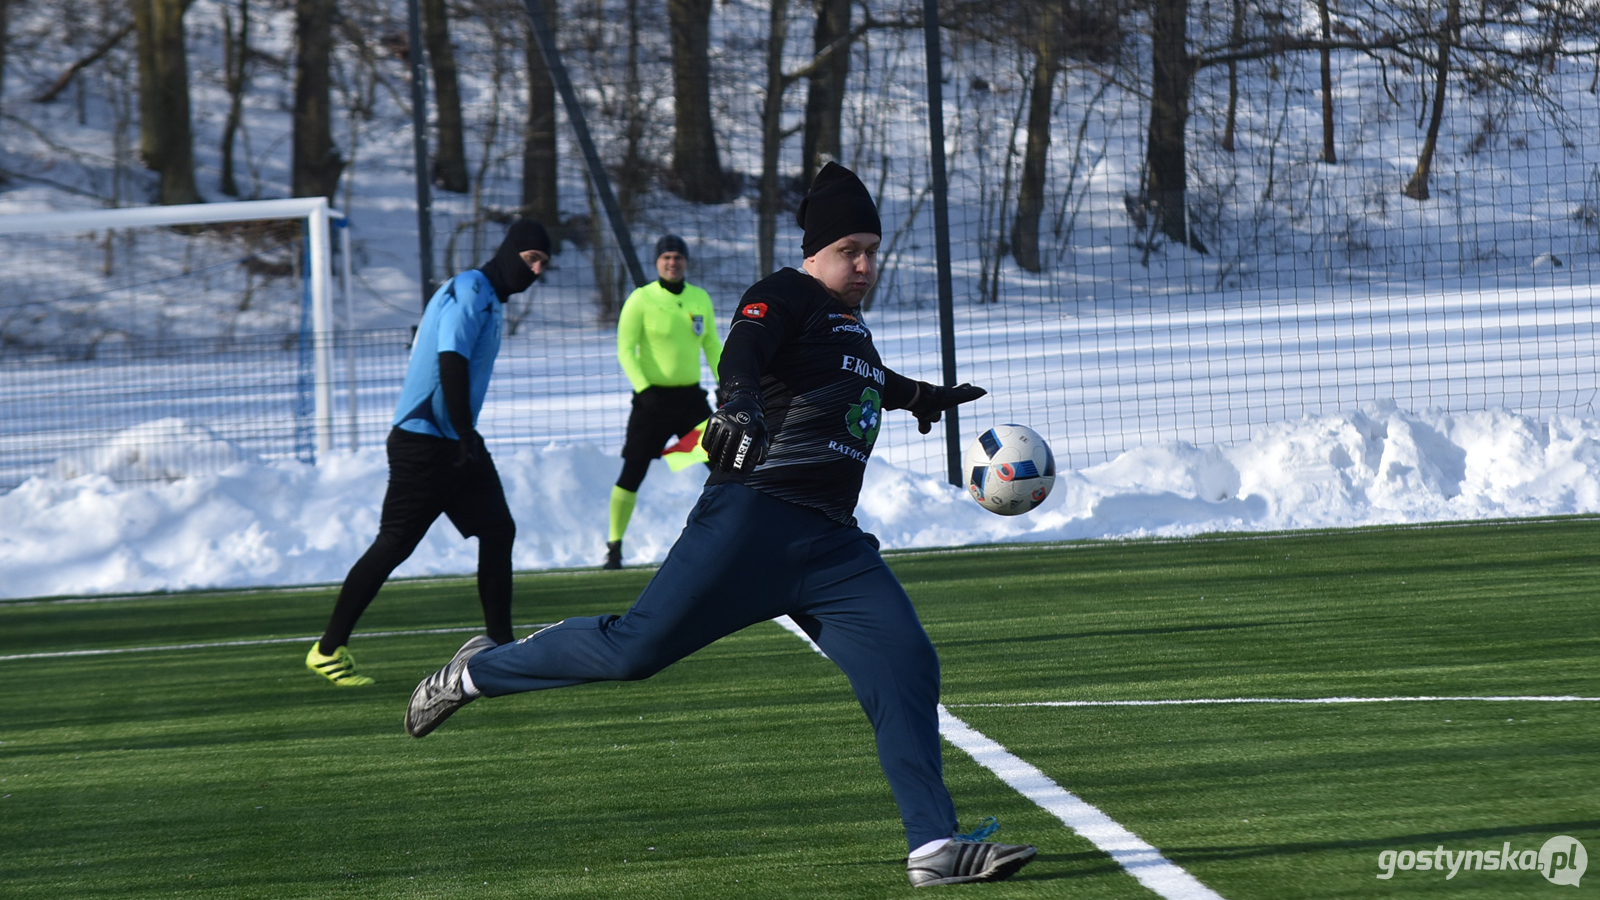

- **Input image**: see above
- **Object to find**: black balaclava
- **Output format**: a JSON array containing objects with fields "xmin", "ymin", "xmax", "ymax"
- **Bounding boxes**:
[
  {"xmin": 797, "ymin": 162, "xmax": 881, "ymax": 258},
  {"xmin": 655, "ymin": 234, "xmax": 689, "ymax": 294},
  {"xmin": 481, "ymin": 219, "xmax": 551, "ymax": 301}
]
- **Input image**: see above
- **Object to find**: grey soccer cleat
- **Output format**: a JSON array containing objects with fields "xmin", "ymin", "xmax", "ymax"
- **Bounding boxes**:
[
  {"xmin": 602, "ymin": 540, "xmax": 623, "ymax": 570},
  {"xmin": 405, "ymin": 635, "xmax": 497, "ymax": 738},
  {"xmin": 907, "ymin": 839, "xmax": 1037, "ymax": 887}
]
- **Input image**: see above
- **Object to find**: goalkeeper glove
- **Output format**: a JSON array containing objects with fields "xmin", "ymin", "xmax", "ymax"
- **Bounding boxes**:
[
  {"xmin": 908, "ymin": 382, "xmax": 987, "ymax": 434},
  {"xmin": 703, "ymin": 391, "xmax": 769, "ymax": 474}
]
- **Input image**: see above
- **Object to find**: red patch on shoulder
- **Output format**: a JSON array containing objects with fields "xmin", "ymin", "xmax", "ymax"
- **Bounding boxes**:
[{"xmin": 741, "ymin": 302, "xmax": 769, "ymax": 319}]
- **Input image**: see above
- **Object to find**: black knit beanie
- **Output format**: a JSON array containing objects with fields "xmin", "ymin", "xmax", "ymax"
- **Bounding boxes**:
[
  {"xmin": 797, "ymin": 162, "xmax": 881, "ymax": 257},
  {"xmin": 482, "ymin": 219, "xmax": 551, "ymax": 300},
  {"xmin": 654, "ymin": 234, "xmax": 689, "ymax": 259}
]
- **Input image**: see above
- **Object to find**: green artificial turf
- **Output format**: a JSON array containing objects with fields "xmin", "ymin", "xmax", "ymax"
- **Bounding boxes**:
[{"xmin": 2, "ymin": 518, "xmax": 1597, "ymax": 898}]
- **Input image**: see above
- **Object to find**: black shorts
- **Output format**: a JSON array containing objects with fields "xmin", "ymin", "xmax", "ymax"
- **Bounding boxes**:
[
  {"xmin": 621, "ymin": 385, "xmax": 712, "ymax": 462},
  {"xmin": 379, "ymin": 427, "xmax": 515, "ymax": 541}
]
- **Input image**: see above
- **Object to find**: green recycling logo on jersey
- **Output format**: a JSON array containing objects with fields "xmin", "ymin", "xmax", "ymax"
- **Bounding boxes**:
[{"xmin": 846, "ymin": 387, "xmax": 882, "ymax": 444}]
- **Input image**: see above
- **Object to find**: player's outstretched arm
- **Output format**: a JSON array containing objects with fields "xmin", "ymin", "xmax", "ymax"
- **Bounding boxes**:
[{"xmin": 905, "ymin": 382, "xmax": 987, "ymax": 434}]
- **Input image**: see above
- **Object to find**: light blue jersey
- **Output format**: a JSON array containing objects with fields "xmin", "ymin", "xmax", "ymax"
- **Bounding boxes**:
[{"xmin": 393, "ymin": 270, "xmax": 503, "ymax": 439}]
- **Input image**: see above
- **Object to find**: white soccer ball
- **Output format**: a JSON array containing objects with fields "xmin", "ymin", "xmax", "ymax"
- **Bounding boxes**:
[{"xmin": 963, "ymin": 424, "xmax": 1056, "ymax": 516}]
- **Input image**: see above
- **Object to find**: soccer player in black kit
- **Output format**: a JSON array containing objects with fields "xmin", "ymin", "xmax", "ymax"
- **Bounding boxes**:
[{"xmin": 405, "ymin": 164, "xmax": 1036, "ymax": 887}]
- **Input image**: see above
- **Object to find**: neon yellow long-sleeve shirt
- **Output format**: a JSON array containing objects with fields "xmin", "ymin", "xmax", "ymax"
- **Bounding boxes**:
[{"xmin": 616, "ymin": 280, "xmax": 721, "ymax": 392}]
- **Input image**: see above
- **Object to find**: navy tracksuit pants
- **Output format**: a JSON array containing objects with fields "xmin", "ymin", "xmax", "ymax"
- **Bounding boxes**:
[{"xmin": 467, "ymin": 482, "xmax": 960, "ymax": 849}]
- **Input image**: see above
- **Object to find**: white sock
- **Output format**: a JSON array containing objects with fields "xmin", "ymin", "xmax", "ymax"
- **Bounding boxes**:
[
  {"xmin": 460, "ymin": 663, "xmax": 481, "ymax": 698},
  {"xmin": 910, "ymin": 838, "xmax": 950, "ymax": 859}
]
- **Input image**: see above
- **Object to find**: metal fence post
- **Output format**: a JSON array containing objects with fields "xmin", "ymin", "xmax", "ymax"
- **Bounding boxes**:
[
  {"xmin": 307, "ymin": 201, "xmax": 334, "ymax": 457},
  {"xmin": 295, "ymin": 239, "xmax": 316, "ymax": 464},
  {"xmin": 337, "ymin": 217, "xmax": 359, "ymax": 452},
  {"xmin": 406, "ymin": 0, "xmax": 437, "ymax": 307},
  {"xmin": 922, "ymin": 0, "xmax": 962, "ymax": 487}
]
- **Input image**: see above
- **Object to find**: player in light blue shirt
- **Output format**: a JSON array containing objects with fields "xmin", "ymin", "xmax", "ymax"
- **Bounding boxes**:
[
  {"xmin": 306, "ymin": 220, "xmax": 551, "ymax": 687},
  {"xmin": 393, "ymin": 268, "xmax": 503, "ymax": 441}
]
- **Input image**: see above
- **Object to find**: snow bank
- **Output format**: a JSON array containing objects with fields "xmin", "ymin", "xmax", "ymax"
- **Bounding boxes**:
[
  {"xmin": 48, "ymin": 418, "xmax": 256, "ymax": 483},
  {"xmin": 3, "ymin": 402, "xmax": 1599, "ymax": 600}
]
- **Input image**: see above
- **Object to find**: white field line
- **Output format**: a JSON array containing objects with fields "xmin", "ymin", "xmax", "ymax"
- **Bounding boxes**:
[
  {"xmin": 0, "ymin": 623, "xmax": 556, "ymax": 662},
  {"xmin": 936, "ymin": 710, "xmax": 1226, "ymax": 900},
  {"xmin": 772, "ymin": 615, "xmax": 1225, "ymax": 900},
  {"xmin": 951, "ymin": 696, "xmax": 1600, "ymax": 707}
]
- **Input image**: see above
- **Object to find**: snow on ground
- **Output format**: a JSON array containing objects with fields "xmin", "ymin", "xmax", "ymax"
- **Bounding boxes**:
[{"xmin": 4, "ymin": 400, "xmax": 1598, "ymax": 600}]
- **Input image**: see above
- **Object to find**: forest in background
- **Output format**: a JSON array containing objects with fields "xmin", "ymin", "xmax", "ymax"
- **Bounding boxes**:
[{"xmin": 5, "ymin": 0, "xmax": 1600, "ymax": 339}]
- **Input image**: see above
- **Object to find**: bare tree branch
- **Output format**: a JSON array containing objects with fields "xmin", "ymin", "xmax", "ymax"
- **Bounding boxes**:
[{"xmin": 32, "ymin": 21, "xmax": 135, "ymax": 104}]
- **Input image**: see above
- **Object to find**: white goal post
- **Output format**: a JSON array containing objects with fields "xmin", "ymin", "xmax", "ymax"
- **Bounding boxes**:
[{"xmin": 0, "ymin": 197, "xmax": 353, "ymax": 457}]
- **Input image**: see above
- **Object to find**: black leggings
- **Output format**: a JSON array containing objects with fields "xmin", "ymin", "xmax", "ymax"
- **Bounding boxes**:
[
  {"xmin": 319, "ymin": 429, "xmax": 516, "ymax": 653},
  {"xmin": 614, "ymin": 457, "xmax": 652, "ymax": 492},
  {"xmin": 322, "ymin": 528, "xmax": 514, "ymax": 652}
]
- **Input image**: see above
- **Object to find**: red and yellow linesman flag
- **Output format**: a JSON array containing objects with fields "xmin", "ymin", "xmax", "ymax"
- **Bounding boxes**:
[{"xmin": 661, "ymin": 419, "xmax": 710, "ymax": 471}]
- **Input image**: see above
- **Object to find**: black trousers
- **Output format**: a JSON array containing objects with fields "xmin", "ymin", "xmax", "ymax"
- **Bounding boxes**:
[
  {"xmin": 469, "ymin": 483, "xmax": 957, "ymax": 850},
  {"xmin": 319, "ymin": 428, "xmax": 516, "ymax": 652}
]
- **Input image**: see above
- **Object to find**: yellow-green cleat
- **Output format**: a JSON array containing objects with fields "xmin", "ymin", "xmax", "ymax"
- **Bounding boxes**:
[{"xmin": 306, "ymin": 641, "xmax": 376, "ymax": 686}]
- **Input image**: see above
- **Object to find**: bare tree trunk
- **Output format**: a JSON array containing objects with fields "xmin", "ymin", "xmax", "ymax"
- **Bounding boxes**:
[
  {"xmin": 1012, "ymin": 3, "xmax": 1061, "ymax": 274},
  {"xmin": 0, "ymin": 0, "xmax": 10, "ymax": 103},
  {"xmin": 220, "ymin": 0, "xmax": 249, "ymax": 196},
  {"xmin": 585, "ymin": 168, "xmax": 621, "ymax": 323},
  {"xmin": 521, "ymin": 2, "xmax": 558, "ymax": 236},
  {"xmin": 137, "ymin": 0, "xmax": 200, "ymax": 204},
  {"xmin": 758, "ymin": 0, "xmax": 789, "ymax": 278},
  {"xmin": 421, "ymin": 0, "xmax": 468, "ymax": 192},
  {"xmin": 1221, "ymin": 0, "xmax": 1241, "ymax": 152},
  {"xmin": 292, "ymin": 0, "xmax": 343, "ymax": 199},
  {"xmin": 134, "ymin": 0, "xmax": 160, "ymax": 169},
  {"xmin": 1145, "ymin": 0, "xmax": 1202, "ymax": 251},
  {"xmin": 1403, "ymin": 0, "xmax": 1458, "ymax": 201},
  {"xmin": 108, "ymin": 34, "xmax": 134, "ymax": 216},
  {"xmin": 801, "ymin": 0, "xmax": 849, "ymax": 188},
  {"xmin": 985, "ymin": 87, "xmax": 1027, "ymax": 303},
  {"xmin": 155, "ymin": 0, "xmax": 200, "ymax": 205},
  {"xmin": 1318, "ymin": 0, "xmax": 1335, "ymax": 163},
  {"xmin": 617, "ymin": 0, "xmax": 647, "ymax": 215},
  {"xmin": 668, "ymin": 0, "xmax": 728, "ymax": 203}
]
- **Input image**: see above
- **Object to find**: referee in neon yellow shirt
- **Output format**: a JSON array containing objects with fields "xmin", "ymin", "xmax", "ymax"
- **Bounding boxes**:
[{"xmin": 606, "ymin": 235, "xmax": 722, "ymax": 569}]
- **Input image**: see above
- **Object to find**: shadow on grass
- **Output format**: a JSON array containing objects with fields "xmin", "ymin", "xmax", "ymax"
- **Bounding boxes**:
[
  {"xmin": 936, "ymin": 618, "xmax": 1333, "ymax": 649},
  {"xmin": 1165, "ymin": 820, "xmax": 1600, "ymax": 864},
  {"xmin": 772, "ymin": 851, "xmax": 1129, "ymax": 885},
  {"xmin": 1004, "ymin": 850, "xmax": 1127, "ymax": 883},
  {"xmin": 943, "ymin": 824, "xmax": 1600, "ymax": 886}
]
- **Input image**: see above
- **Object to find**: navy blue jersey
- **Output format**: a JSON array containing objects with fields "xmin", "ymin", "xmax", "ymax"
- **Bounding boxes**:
[{"xmin": 709, "ymin": 267, "xmax": 917, "ymax": 523}]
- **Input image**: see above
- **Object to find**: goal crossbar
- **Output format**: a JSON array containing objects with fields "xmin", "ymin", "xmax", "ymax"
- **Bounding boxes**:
[{"xmin": 0, "ymin": 197, "xmax": 345, "ymax": 234}]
